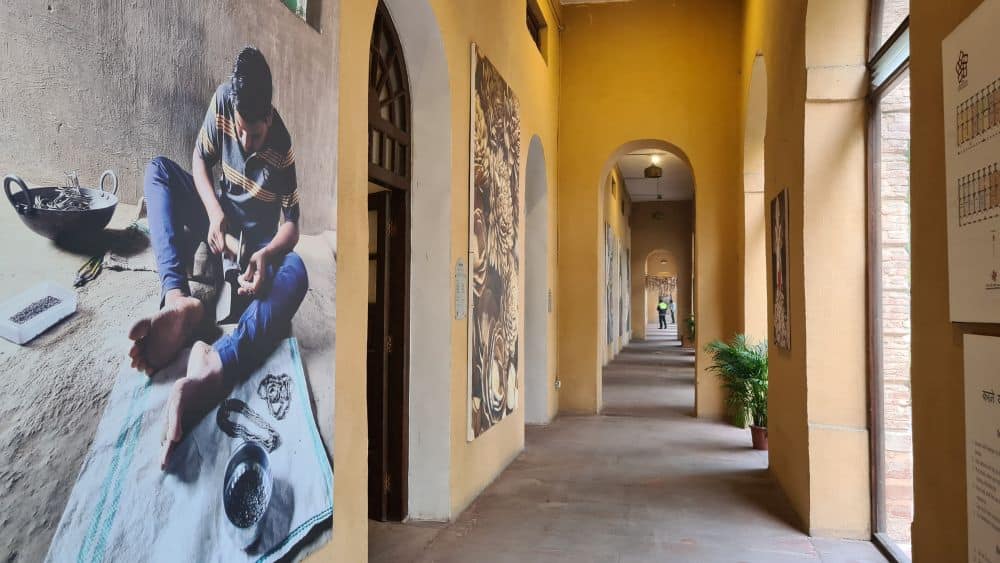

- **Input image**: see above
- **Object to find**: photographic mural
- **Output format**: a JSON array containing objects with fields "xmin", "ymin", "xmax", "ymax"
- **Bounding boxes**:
[
  {"xmin": 770, "ymin": 189, "xmax": 791, "ymax": 350},
  {"xmin": 606, "ymin": 223, "xmax": 615, "ymax": 345},
  {"xmin": 468, "ymin": 44, "xmax": 521, "ymax": 440},
  {"xmin": 625, "ymin": 248, "xmax": 631, "ymax": 332},
  {"xmin": 618, "ymin": 241, "xmax": 625, "ymax": 338}
]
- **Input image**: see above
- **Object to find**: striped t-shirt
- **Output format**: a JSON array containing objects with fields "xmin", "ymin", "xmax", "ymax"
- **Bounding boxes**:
[{"xmin": 196, "ymin": 82, "xmax": 300, "ymax": 248}]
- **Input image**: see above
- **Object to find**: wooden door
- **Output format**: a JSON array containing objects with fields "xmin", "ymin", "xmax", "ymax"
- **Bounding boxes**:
[{"xmin": 367, "ymin": 189, "xmax": 408, "ymax": 521}]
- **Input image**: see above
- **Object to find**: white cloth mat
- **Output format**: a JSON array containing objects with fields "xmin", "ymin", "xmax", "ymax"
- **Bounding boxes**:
[{"xmin": 46, "ymin": 338, "xmax": 332, "ymax": 562}]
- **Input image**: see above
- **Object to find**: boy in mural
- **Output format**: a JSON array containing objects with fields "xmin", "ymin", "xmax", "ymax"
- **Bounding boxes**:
[{"xmin": 126, "ymin": 47, "xmax": 307, "ymax": 469}]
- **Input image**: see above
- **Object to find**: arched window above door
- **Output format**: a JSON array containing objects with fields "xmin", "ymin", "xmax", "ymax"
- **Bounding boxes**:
[{"xmin": 369, "ymin": 2, "xmax": 412, "ymax": 191}]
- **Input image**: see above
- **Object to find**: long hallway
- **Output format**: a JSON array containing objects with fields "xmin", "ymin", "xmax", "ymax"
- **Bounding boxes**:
[{"xmin": 370, "ymin": 327, "xmax": 888, "ymax": 562}]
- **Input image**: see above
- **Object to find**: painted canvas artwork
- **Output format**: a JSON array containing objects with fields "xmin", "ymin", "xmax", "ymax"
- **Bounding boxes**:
[
  {"xmin": 619, "ymin": 242, "xmax": 625, "ymax": 338},
  {"xmin": 468, "ymin": 44, "xmax": 521, "ymax": 440},
  {"xmin": 623, "ymin": 246, "xmax": 631, "ymax": 334},
  {"xmin": 770, "ymin": 189, "xmax": 791, "ymax": 350},
  {"xmin": 606, "ymin": 223, "xmax": 615, "ymax": 345}
]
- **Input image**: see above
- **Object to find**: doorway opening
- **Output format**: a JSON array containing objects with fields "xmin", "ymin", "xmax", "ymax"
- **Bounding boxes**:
[
  {"xmin": 368, "ymin": 0, "xmax": 410, "ymax": 522},
  {"xmin": 645, "ymin": 249, "xmax": 679, "ymax": 338},
  {"xmin": 743, "ymin": 54, "xmax": 768, "ymax": 342}
]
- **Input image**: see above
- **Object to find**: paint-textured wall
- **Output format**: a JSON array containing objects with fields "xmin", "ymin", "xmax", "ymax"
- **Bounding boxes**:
[
  {"xmin": 558, "ymin": 0, "xmax": 743, "ymax": 417},
  {"xmin": 0, "ymin": 0, "xmax": 338, "ymax": 233},
  {"xmin": 630, "ymin": 201, "xmax": 694, "ymax": 341}
]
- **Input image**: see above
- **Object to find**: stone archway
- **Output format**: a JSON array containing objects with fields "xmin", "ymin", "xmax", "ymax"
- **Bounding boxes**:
[
  {"xmin": 600, "ymin": 140, "xmax": 695, "ymax": 345},
  {"xmin": 643, "ymin": 248, "xmax": 680, "ymax": 330},
  {"xmin": 381, "ymin": 0, "xmax": 453, "ymax": 522},
  {"xmin": 524, "ymin": 136, "xmax": 551, "ymax": 425}
]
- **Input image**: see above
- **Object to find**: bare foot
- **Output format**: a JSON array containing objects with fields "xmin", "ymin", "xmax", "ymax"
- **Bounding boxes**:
[
  {"xmin": 128, "ymin": 292, "xmax": 204, "ymax": 375},
  {"xmin": 161, "ymin": 341, "xmax": 226, "ymax": 469}
]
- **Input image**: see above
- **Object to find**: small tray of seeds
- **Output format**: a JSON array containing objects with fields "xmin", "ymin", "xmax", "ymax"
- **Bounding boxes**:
[{"xmin": 0, "ymin": 282, "xmax": 77, "ymax": 345}]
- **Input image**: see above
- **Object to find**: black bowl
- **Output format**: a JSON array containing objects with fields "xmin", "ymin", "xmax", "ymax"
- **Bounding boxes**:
[{"xmin": 5, "ymin": 174, "xmax": 118, "ymax": 241}]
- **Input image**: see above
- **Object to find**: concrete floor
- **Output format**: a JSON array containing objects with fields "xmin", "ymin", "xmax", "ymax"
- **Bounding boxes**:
[{"xmin": 369, "ymin": 325, "xmax": 888, "ymax": 563}]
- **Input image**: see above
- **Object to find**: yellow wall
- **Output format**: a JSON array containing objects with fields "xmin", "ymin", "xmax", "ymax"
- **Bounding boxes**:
[
  {"xmin": 742, "ymin": 190, "xmax": 768, "ymax": 342},
  {"xmin": 430, "ymin": 0, "xmax": 562, "ymax": 517},
  {"xmin": 910, "ymin": 0, "xmax": 995, "ymax": 559},
  {"xmin": 331, "ymin": 1, "xmax": 373, "ymax": 559},
  {"xmin": 338, "ymin": 3, "xmax": 562, "ymax": 557},
  {"xmin": 558, "ymin": 0, "xmax": 743, "ymax": 417},
  {"xmin": 742, "ymin": 55, "xmax": 769, "ymax": 343},
  {"xmin": 630, "ymin": 201, "xmax": 694, "ymax": 341},
  {"xmin": 742, "ymin": 0, "xmax": 870, "ymax": 538},
  {"xmin": 740, "ymin": 0, "xmax": 811, "ymax": 527}
]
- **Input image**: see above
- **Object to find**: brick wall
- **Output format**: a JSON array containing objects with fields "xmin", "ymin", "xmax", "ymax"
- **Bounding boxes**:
[{"xmin": 879, "ymin": 70, "xmax": 913, "ymax": 555}]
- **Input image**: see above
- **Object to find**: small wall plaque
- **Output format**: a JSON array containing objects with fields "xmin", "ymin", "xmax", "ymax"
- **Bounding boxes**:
[{"xmin": 455, "ymin": 257, "xmax": 467, "ymax": 320}]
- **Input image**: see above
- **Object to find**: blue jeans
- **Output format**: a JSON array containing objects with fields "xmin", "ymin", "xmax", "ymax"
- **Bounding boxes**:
[{"xmin": 144, "ymin": 156, "xmax": 308, "ymax": 383}]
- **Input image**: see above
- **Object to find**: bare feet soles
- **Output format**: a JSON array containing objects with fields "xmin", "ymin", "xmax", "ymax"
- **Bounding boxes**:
[
  {"xmin": 161, "ymin": 341, "xmax": 226, "ymax": 469},
  {"xmin": 128, "ymin": 293, "xmax": 205, "ymax": 375}
]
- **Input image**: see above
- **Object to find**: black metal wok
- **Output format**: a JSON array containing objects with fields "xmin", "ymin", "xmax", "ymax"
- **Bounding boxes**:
[{"xmin": 4, "ymin": 171, "xmax": 118, "ymax": 241}]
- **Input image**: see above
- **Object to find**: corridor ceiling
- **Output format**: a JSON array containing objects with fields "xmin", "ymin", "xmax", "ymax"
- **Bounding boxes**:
[{"xmin": 617, "ymin": 150, "xmax": 694, "ymax": 202}]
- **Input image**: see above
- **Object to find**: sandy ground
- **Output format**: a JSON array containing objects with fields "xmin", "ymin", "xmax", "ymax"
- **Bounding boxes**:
[{"xmin": 0, "ymin": 201, "xmax": 336, "ymax": 562}]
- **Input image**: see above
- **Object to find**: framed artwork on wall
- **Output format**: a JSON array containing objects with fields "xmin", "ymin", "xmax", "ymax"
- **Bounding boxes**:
[
  {"xmin": 468, "ymin": 44, "xmax": 521, "ymax": 441},
  {"xmin": 770, "ymin": 189, "xmax": 791, "ymax": 350},
  {"xmin": 606, "ymin": 223, "xmax": 614, "ymax": 345}
]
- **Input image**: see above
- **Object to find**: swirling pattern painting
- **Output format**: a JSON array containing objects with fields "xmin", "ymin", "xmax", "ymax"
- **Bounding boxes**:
[
  {"xmin": 469, "ymin": 44, "xmax": 521, "ymax": 440},
  {"xmin": 770, "ymin": 189, "xmax": 791, "ymax": 350}
]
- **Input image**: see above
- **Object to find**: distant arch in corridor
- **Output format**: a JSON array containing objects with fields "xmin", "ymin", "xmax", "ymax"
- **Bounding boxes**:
[
  {"xmin": 643, "ymin": 248, "xmax": 680, "ymax": 330},
  {"xmin": 598, "ymin": 139, "xmax": 695, "ymax": 345}
]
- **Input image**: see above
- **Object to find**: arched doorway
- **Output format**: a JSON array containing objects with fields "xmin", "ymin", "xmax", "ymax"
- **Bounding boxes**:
[
  {"xmin": 644, "ymin": 249, "xmax": 679, "ymax": 334},
  {"xmin": 599, "ymin": 139, "xmax": 695, "ymax": 345},
  {"xmin": 368, "ymin": 0, "xmax": 410, "ymax": 522},
  {"xmin": 743, "ymin": 54, "xmax": 768, "ymax": 342},
  {"xmin": 524, "ymin": 136, "xmax": 550, "ymax": 425},
  {"xmin": 374, "ymin": 0, "xmax": 453, "ymax": 523}
]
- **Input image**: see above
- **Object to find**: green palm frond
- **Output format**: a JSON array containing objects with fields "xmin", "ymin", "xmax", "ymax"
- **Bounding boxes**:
[{"xmin": 705, "ymin": 335, "xmax": 768, "ymax": 428}]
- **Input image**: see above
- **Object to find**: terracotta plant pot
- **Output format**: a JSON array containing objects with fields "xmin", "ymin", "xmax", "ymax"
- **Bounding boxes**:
[{"xmin": 750, "ymin": 425, "xmax": 768, "ymax": 450}]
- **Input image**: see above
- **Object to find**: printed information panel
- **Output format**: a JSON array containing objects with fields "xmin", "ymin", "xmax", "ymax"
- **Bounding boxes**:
[
  {"xmin": 965, "ymin": 334, "xmax": 1000, "ymax": 563},
  {"xmin": 943, "ymin": 0, "xmax": 1000, "ymax": 322}
]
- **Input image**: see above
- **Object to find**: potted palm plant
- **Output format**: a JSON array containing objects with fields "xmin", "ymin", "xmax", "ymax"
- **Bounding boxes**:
[
  {"xmin": 683, "ymin": 314, "xmax": 695, "ymax": 347},
  {"xmin": 705, "ymin": 335, "xmax": 768, "ymax": 450}
]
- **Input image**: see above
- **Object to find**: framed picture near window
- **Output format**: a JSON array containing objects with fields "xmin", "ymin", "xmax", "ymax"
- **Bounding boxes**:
[{"xmin": 770, "ymin": 189, "xmax": 791, "ymax": 350}]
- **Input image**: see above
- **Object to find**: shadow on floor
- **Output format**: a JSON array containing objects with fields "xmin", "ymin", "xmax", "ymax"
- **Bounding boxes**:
[{"xmin": 367, "ymin": 326, "xmax": 887, "ymax": 563}]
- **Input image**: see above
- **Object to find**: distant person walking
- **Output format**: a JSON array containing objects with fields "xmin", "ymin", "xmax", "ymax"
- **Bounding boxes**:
[
  {"xmin": 667, "ymin": 295, "xmax": 676, "ymax": 324},
  {"xmin": 657, "ymin": 298, "xmax": 668, "ymax": 329}
]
